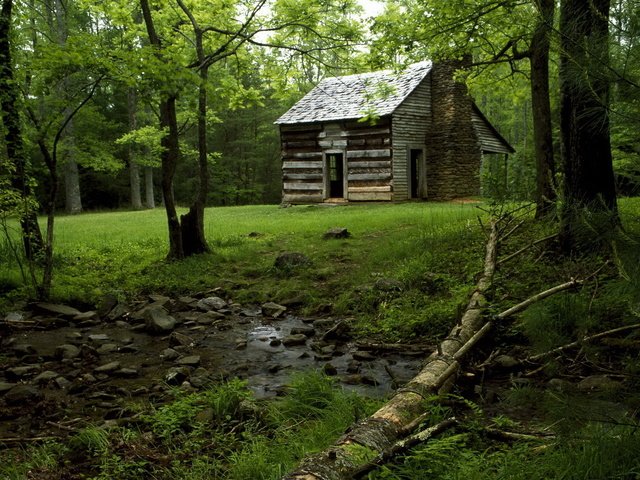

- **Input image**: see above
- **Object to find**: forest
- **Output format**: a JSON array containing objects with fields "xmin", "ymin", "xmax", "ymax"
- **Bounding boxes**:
[{"xmin": 1, "ymin": 0, "xmax": 640, "ymax": 478}]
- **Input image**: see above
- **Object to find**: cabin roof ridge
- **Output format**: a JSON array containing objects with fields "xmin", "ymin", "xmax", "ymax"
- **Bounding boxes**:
[{"xmin": 275, "ymin": 61, "xmax": 433, "ymax": 125}]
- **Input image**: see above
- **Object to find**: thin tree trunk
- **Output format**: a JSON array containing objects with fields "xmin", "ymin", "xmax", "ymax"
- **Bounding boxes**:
[
  {"xmin": 140, "ymin": 0, "xmax": 183, "ymax": 259},
  {"xmin": 176, "ymin": 0, "xmax": 210, "ymax": 256},
  {"xmin": 531, "ymin": 0, "xmax": 556, "ymax": 218},
  {"xmin": 144, "ymin": 166, "xmax": 155, "ymax": 209},
  {"xmin": 63, "ymin": 138, "xmax": 83, "ymax": 214},
  {"xmin": 128, "ymin": 88, "xmax": 142, "ymax": 210},
  {"xmin": 0, "ymin": 0, "xmax": 44, "ymax": 260}
]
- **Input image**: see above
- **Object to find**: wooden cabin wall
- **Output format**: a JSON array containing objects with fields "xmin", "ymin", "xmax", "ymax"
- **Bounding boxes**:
[
  {"xmin": 280, "ymin": 118, "xmax": 393, "ymax": 203},
  {"xmin": 391, "ymin": 78, "xmax": 432, "ymax": 200}
]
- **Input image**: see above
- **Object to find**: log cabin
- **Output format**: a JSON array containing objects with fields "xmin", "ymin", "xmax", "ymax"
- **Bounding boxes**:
[{"xmin": 275, "ymin": 61, "xmax": 514, "ymax": 203}]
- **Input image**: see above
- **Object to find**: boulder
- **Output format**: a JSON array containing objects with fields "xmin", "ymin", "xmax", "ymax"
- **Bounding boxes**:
[
  {"xmin": 177, "ymin": 355, "xmax": 201, "ymax": 367},
  {"xmin": 5, "ymin": 385, "xmax": 42, "ymax": 405},
  {"xmin": 94, "ymin": 361, "xmax": 121, "ymax": 373},
  {"xmin": 169, "ymin": 332, "xmax": 194, "ymax": 347},
  {"xmin": 196, "ymin": 297, "xmax": 227, "ymax": 312},
  {"xmin": 323, "ymin": 227, "xmax": 350, "ymax": 239},
  {"xmin": 161, "ymin": 348, "xmax": 181, "ymax": 361},
  {"xmin": 577, "ymin": 375, "xmax": 623, "ymax": 393},
  {"xmin": 0, "ymin": 381, "xmax": 17, "ymax": 393},
  {"xmin": 144, "ymin": 306, "xmax": 176, "ymax": 334},
  {"xmin": 262, "ymin": 302, "xmax": 287, "ymax": 318},
  {"xmin": 34, "ymin": 302, "xmax": 82, "ymax": 317},
  {"xmin": 165, "ymin": 366, "xmax": 190, "ymax": 385},
  {"xmin": 274, "ymin": 252, "xmax": 310, "ymax": 270},
  {"xmin": 290, "ymin": 326, "xmax": 315, "ymax": 337},
  {"xmin": 33, "ymin": 370, "xmax": 60, "ymax": 384},
  {"xmin": 282, "ymin": 334, "xmax": 308, "ymax": 347}
]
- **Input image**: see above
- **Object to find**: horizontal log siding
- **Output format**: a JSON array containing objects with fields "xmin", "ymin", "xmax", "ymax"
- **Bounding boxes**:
[
  {"xmin": 391, "ymin": 77, "xmax": 432, "ymax": 200},
  {"xmin": 280, "ymin": 119, "xmax": 394, "ymax": 203},
  {"xmin": 471, "ymin": 110, "xmax": 513, "ymax": 154},
  {"xmin": 281, "ymin": 124, "xmax": 324, "ymax": 203}
]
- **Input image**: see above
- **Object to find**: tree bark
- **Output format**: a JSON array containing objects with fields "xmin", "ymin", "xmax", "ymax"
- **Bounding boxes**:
[
  {"xmin": 176, "ymin": 0, "xmax": 210, "ymax": 256},
  {"xmin": 559, "ymin": 0, "xmax": 618, "ymax": 252},
  {"xmin": 63, "ymin": 138, "xmax": 83, "ymax": 214},
  {"xmin": 531, "ymin": 0, "xmax": 556, "ymax": 218},
  {"xmin": 283, "ymin": 220, "xmax": 500, "ymax": 480},
  {"xmin": 140, "ymin": 0, "xmax": 183, "ymax": 259},
  {"xmin": 128, "ymin": 88, "xmax": 142, "ymax": 210},
  {"xmin": 0, "ymin": 0, "xmax": 44, "ymax": 260},
  {"xmin": 144, "ymin": 165, "xmax": 155, "ymax": 209}
]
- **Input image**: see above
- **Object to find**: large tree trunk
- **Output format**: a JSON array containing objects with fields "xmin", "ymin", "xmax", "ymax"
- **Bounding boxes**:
[
  {"xmin": 128, "ymin": 88, "xmax": 142, "ymax": 210},
  {"xmin": 283, "ymin": 220, "xmax": 500, "ymax": 479},
  {"xmin": 531, "ymin": 0, "xmax": 556, "ymax": 219},
  {"xmin": 0, "ymin": 0, "xmax": 44, "ymax": 260},
  {"xmin": 559, "ymin": 0, "xmax": 618, "ymax": 251}
]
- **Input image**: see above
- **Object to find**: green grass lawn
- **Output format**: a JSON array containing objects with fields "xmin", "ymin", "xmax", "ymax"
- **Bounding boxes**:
[{"xmin": 1, "ymin": 202, "xmax": 484, "ymax": 339}]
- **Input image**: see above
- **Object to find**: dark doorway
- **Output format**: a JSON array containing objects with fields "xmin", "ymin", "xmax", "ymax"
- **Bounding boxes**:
[
  {"xmin": 327, "ymin": 153, "xmax": 344, "ymax": 198},
  {"xmin": 410, "ymin": 149, "xmax": 424, "ymax": 198}
]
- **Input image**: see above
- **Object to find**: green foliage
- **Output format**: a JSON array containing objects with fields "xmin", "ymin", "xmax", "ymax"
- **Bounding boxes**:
[{"xmin": 69, "ymin": 427, "xmax": 111, "ymax": 456}]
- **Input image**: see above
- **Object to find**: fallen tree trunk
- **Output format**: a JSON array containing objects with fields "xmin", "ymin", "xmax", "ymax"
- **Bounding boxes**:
[{"xmin": 283, "ymin": 219, "xmax": 500, "ymax": 480}]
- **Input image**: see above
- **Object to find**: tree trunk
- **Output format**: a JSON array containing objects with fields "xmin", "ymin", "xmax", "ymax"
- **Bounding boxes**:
[
  {"xmin": 559, "ymin": 0, "xmax": 618, "ymax": 252},
  {"xmin": 140, "ymin": 0, "xmax": 183, "ymax": 259},
  {"xmin": 531, "ymin": 0, "xmax": 556, "ymax": 218},
  {"xmin": 283, "ymin": 220, "xmax": 500, "ymax": 480},
  {"xmin": 144, "ymin": 166, "xmax": 155, "ymax": 209},
  {"xmin": 0, "ymin": 0, "xmax": 44, "ymax": 260},
  {"xmin": 128, "ymin": 88, "xmax": 142, "ymax": 210},
  {"xmin": 63, "ymin": 148, "xmax": 83, "ymax": 214},
  {"xmin": 176, "ymin": 0, "xmax": 210, "ymax": 256}
]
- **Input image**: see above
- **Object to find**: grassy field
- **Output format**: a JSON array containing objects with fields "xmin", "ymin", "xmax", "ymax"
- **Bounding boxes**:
[{"xmin": 1, "ymin": 201, "xmax": 486, "ymax": 339}]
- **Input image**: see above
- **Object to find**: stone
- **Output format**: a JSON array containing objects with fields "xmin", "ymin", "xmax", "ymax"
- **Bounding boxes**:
[
  {"xmin": 195, "ymin": 407, "xmax": 215, "ymax": 423},
  {"xmin": 270, "ymin": 338, "xmax": 282, "ymax": 347},
  {"xmin": 7, "ymin": 365, "xmax": 40, "ymax": 378},
  {"xmin": 177, "ymin": 355, "xmax": 201, "ymax": 367},
  {"xmin": 35, "ymin": 302, "xmax": 82, "ymax": 317},
  {"xmin": 196, "ymin": 296, "xmax": 227, "ymax": 312},
  {"xmin": 116, "ymin": 368, "xmax": 139, "ymax": 378},
  {"xmin": 323, "ymin": 227, "xmax": 350, "ymax": 239},
  {"xmin": 548, "ymin": 378, "xmax": 573, "ymax": 392},
  {"xmin": 282, "ymin": 334, "xmax": 307, "ymax": 347},
  {"xmin": 149, "ymin": 294, "xmax": 171, "ymax": 305},
  {"xmin": 106, "ymin": 303, "xmax": 129, "ymax": 321},
  {"xmin": 12, "ymin": 344, "xmax": 37, "ymax": 356},
  {"xmin": 261, "ymin": 302, "xmax": 287, "ymax": 318},
  {"xmin": 94, "ymin": 344, "xmax": 117, "ymax": 356},
  {"xmin": 165, "ymin": 367, "xmax": 190, "ymax": 385},
  {"xmin": 274, "ymin": 252, "xmax": 310, "ymax": 270},
  {"xmin": 88, "ymin": 334, "xmax": 110, "ymax": 342},
  {"xmin": 161, "ymin": 348, "xmax": 181, "ymax": 361},
  {"xmin": 321, "ymin": 321, "xmax": 352, "ymax": 341},
  {"xmin": 33, "ymin": 370, "xmax": 59, "ymax": 384},
  {"xmin": 169, "ymin": 332, "xmax": 194, "ymax": 347},
  {"xmin": 66, "ymin": 331, "xmax": 83, "ymax": 340},
  {"xmin": 56, "ymin": 377, "xmax": 72, "ymax": 389},
  {"xmin": 0, "ymin": 381, "xmax": 17, "ymax": 393},
  {"xmin": 235, "ymin": 341, "xmax": 247, "ymax": 350},
  {"xmin": 352, "ymin": 351, "xmax": 376, "ymax": 361},
  {"xmin": 323, "ymin": 363, "xmax": 338, "ymax": 376},
  {"xmin": 144, "ymin": 306, "xmax": 176, "ymax": 334},
  {"xmin": 373, "ymin": 278, "xmax": 403, "ymax": 292},
  {"xmin": 346, "ymin": 360, "xmax": 361, "ymax": 373},
  {"xmin": 493, "ymin": 355, "xmax": 519, "ymax": 369},
  {"xmin": 290, "ymin": 326, "xmax": 315, "ymax": 337},
  {"xmin": 73, "ymin": 311, "xmax": 98, "ymax": 321},
  {"xmin": 577, "ymin": 375, "xmax": 623, "ymax": 393},
  {"xmin": 4, "ymin": 311, "xmax": 26, "ymax": 322},
  {"xmin": 94, "ymin": 361, "xmax": 121, "ymax": 373},
  {"xmin": 5, "ymin": 385, "xmax": 42, "ymax": 405}
]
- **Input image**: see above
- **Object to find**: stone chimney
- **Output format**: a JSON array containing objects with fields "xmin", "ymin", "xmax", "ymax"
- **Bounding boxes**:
[{"xmin": 426, "ymin": 58, "xmax": 482, "ymax": 200}]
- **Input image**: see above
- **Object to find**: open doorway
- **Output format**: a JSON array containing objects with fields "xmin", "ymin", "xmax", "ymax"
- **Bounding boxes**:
[
  {"xmin": 410, "ymin": 148, "xmax": 424, "ymax": 199},
  {"xmin": 326, "ymin": 153, "xmax": 344, "ymax": 198}
]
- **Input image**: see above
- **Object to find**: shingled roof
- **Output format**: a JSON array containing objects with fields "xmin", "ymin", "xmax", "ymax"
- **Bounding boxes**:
[{"xmin": 275, "ymin": 61, "xmax": 433, "ymax": 125}]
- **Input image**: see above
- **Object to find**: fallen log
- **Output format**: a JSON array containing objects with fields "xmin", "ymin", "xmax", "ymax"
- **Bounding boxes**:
[{"xmin": 283, "ymin": 219, "xmax": 500, "ymax": 480}]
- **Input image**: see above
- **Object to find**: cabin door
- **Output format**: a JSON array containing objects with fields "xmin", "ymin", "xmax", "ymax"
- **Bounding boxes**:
[
  {"xmin": 410, "ymin": 149, "xmax": 425, "ymax": 199},
  {"xmin": 326, "ymin": 153, "xmax": 345, "ymax": 198}
]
